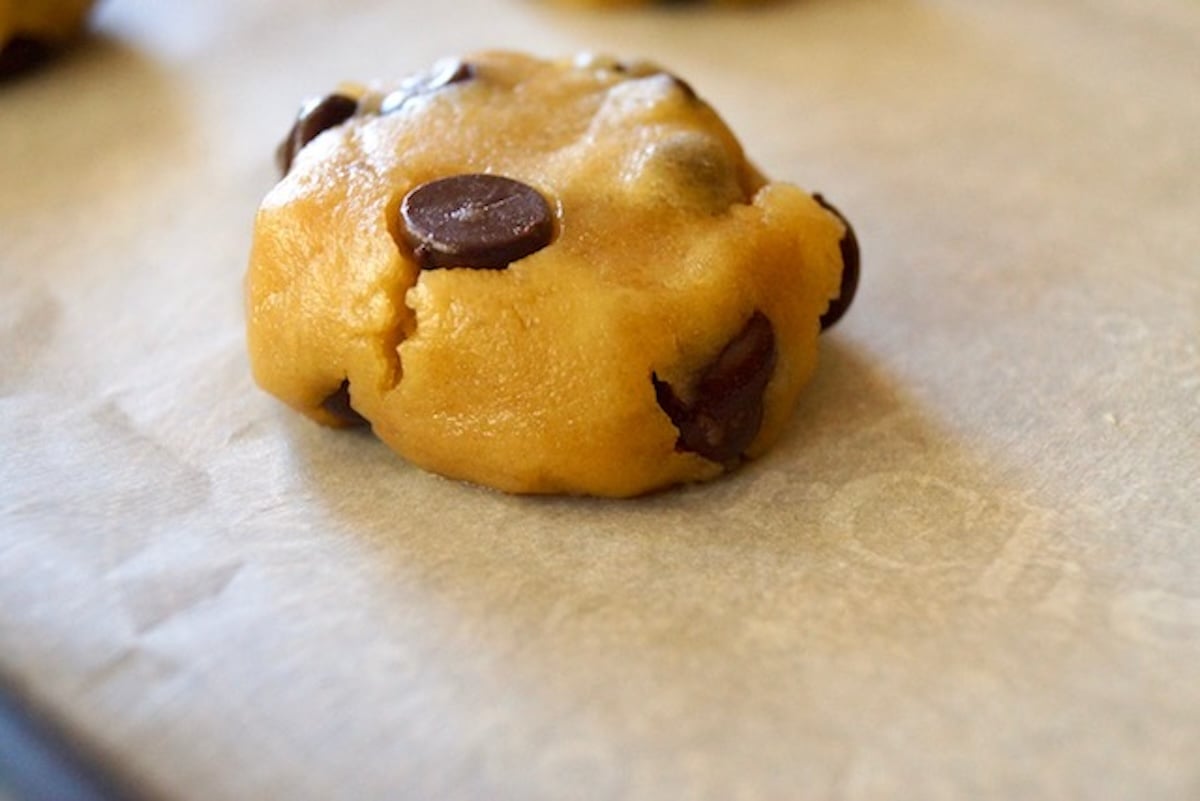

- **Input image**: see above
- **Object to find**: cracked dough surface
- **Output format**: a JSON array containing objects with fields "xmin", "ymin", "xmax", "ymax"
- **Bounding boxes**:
[{"xmin": 246, "ymin": 51, "xmax": 846, "ymax": 496}]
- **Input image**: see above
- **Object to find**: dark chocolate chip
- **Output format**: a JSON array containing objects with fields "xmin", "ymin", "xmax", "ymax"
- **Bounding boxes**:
[
  {"xmin": 276, "ymin": 93, "xmax": 358, "ymax": 176},
  {"xmin": 321, "ymin": 380, "xmax": 368, "ymax": 427},
  {"xmin": 813, "ymin": 193, "xmax": 861, "ymax": 330},
  {"xmin": 0, "ymin": 37, "xmax": 52, "ymax": 79},
  {"xmin": 400, "ymin": 174, "xmax": 556, "ymax": 270},
  {"xmin": 381, "ymin": 59, "xmax": 476, "ymax": 114},
  {"xmin": 653, "ymin": 311, "xmax": 777, "ymax": 463}
]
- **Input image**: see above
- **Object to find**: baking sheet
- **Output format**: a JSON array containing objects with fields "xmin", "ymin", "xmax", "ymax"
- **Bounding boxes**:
[{"xmin": 1, "ymin": 0, "xmax": 1198, "ymax": 799}]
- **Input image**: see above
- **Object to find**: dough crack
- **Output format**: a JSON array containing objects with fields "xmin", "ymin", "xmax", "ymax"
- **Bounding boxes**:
[{"xmin": 381, "ymin": 191, "xmax": 421, "ymax": 391}]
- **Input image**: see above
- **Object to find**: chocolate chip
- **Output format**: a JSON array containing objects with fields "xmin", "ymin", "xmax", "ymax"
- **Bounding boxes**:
[
  {"xmin": 400, "ymin": 174, "xmax": 556, "ymax": 270},
  {"xmin": 0, "ymin": 37, "xmax": 52, "ymax": 79},
  {"xmin": 276, "ymin": 93, "xmax": 358, "ymax": 176},
  {"xmin": 321, "ymin": 380, "xmax": 367, "ymax": 427},
  {"xmin": 653, "ymin": 311, "xmax": 777, "ymax": 463},
  {"xmin": 813, "ymin": 193, "xmax": 860, "ymax": 330},
  {"xmin": 634, "ymin": 133, "xmax": 746, "ymax": 211},
  {"xmin": 381, "ymin": 59, "xmax": 476, "ymax": 114}
]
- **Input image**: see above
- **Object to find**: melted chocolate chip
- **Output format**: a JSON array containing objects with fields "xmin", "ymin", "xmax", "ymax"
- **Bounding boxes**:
[
  {"xmin": 276, "ymin": 93, "xmax": 358, "ymax": 176},
  {"xmin": 400, "ymin": 174, "xmax": 556, "ymax": 270},
  {"xmin": 813, "ymin": 193, "xmax": 861, "ymax": 330},
  {"xmin": 381, "ymin": 59, "xmax": 476, "ymax": 114},
  {"xmin": 0, "ymin": 37, "xmax": 52, "ymax": 79},
  {"xmin": 653, "ymin": 311, "xmax": 777, "ymax": 463},
  {"xmin": 321, "ymin": 380, "xmax": 367, "ymax": 427}
]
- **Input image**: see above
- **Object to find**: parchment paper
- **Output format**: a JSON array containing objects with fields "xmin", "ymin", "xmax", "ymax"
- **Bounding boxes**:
[{"xmin": 2, "ymin": 0, "xmax": 1198, "ymax": 799}]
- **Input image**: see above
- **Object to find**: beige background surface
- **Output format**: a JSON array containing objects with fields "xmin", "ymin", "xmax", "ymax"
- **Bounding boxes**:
[{"xmin": 1, "ymin": 0, "xmax": 1198, "ymax": 799}]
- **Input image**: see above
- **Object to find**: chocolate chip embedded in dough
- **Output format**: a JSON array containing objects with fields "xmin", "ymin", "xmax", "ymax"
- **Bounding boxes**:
[
  {"xmin": 813, "ymin": 193, "xmax": 861, "ymax": 331},
  {"xmin": 0, "ymin": 37, "xmax": 52, "ymax": 78},
  {"xmin": 653, "ymin": 311, "xmax": 777, "ymax": 463},
  {"xmin": 400, "ymin": 174, "xmax": 556, "ymax": 270},
  {"xmin": 634, "ymin": 132, "xmax": 747, "ymax": 211},
  {"xmin": 321, "ymin": 380, "xmax": 367, "ymax": 427},
  {"xmin": 276, "ymin": 93, "xmax": 359, "ymax": 176},
  {"xmin": 381, "ymin": 59, "xmax": 476, "ymax": 114}
]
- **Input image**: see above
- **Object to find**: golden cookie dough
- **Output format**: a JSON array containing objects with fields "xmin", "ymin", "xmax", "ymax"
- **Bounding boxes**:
[
  {"xmin": 0, "ymin": 0, "xmax": 95, "ymax": 75},
  {"xmin": 246, "ymin": 51, "xmax": 857, "ymax": 497}
]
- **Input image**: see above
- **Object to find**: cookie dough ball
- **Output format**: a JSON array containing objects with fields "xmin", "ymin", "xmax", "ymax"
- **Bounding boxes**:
[
  {"xmin": 246, "ymin": 51, "xmax": 859, "ymax": 497},
  {"xmin": 0, "ymin": 0, "xmax": 95, "ymax": 76}
]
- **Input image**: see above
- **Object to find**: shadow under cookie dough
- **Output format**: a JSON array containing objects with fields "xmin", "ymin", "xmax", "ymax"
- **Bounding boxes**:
[{"xmin": 261, "ymin": 330, "xmax": 1091, "ymax": 800}]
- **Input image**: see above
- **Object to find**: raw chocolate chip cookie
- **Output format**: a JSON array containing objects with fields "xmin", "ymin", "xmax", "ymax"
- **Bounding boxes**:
[
  {"xmin": 0, "ymin": 0, "xmax": 95, "ymax": 77},
  {"xmin": 246, "ymin": 51, "xmax": 859, "ymax": 497}
]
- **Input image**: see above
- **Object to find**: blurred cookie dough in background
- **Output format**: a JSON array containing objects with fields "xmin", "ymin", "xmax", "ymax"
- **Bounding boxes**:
[
  {"xmin": 0, "ymin": 0, "xmax": 97, "ymax": 77},
  {"xmin": 545, "ymin": 0, "xmax": 778, "ymax": 8}
]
